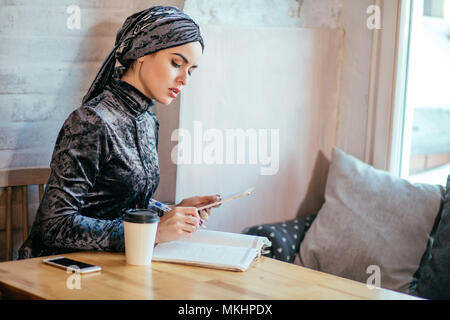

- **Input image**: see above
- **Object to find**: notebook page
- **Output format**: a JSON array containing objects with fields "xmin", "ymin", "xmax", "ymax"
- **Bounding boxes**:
[
  {"xmin": 153, "ymin": 241, "xmax": 258, "ymax": 271},
  {"xmin": 181, "ymin": 229, "xmax": 271, "ymax": 253}
]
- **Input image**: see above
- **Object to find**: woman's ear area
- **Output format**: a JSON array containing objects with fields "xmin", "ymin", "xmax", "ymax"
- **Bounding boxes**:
[
  {"xmin": 121, "ymin": 61, "xmax": 136, "ymax": 80},
  {"xmin": 129, "ymin": 55, "xmax": 148, "ymax": 72}
]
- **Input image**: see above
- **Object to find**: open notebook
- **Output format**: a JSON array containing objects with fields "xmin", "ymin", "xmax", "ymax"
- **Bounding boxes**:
[{"xmin": 152, "ymin": 229, "xmax": 272, "ymax": 271}]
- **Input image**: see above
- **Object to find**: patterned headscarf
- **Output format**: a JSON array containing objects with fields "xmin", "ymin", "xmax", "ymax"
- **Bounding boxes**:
[{"xmin": 82, "ymin": 6, "xmax": 204, "ymax": 104}]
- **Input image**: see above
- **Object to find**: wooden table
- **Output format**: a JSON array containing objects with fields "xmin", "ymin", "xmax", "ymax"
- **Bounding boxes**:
[{"xmin": 0, "ymin": 251, "xmax": 419, "ymax": 300}]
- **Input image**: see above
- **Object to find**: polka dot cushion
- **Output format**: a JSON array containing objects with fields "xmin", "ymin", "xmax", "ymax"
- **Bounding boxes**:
[{"xmin": 243, "ymin": 215, "xmax": 316, "ymax": 263}]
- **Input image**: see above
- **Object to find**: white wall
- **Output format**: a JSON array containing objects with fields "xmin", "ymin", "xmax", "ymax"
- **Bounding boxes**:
[
  {"xmin": 180, "ymin": 0, "xmax": 375, "ymax": 232},
  {"xmin": 175, "ymin": 24, "xmax": 343, "ymax": 232}
]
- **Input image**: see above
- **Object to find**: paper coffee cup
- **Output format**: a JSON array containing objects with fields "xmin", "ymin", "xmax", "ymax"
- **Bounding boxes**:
[{"xmin": 124, "ymin": 209, "xmax": 160, "ymax": 266}]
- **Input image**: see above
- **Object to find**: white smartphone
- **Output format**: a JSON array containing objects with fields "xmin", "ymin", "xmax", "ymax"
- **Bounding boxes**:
[
  {"xmin": 197, "ymin": 187, "xmax": 255, "ymax": 211},
  {"xmin": 43, "ymin": 256, "xmax": 102, "ymax": 274}
]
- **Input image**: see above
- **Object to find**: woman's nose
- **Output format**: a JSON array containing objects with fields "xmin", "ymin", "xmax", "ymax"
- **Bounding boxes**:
[{"xmin": 177, "ymin": 71, "xmax": 188, "ymax": 86}]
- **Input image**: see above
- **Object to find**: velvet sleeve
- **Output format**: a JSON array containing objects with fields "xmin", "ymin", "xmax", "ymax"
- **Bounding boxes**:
[{"xmin": 36, "ymin": 106, "xmax": 125, "ymax": 252}]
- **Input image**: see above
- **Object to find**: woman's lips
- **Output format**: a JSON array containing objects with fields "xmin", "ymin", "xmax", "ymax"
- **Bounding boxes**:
[{"xmin": 169, "ymin": 88, "xmax": 180, "ymax": 98}]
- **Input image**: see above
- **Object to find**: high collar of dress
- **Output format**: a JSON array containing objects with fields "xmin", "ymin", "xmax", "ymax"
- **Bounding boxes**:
[{"xmin": 108, "ymin": 78, "xmax": 157, "ymax": 117}]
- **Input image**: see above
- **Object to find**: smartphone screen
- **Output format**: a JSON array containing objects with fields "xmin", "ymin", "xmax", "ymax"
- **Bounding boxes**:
[
  {"xmin": 48, "ymin": 257, "xmax": 95, "ymax": 269},
  {"xmin": 43, "ymin": 256, "xmax": 101, "ymax": 273}
]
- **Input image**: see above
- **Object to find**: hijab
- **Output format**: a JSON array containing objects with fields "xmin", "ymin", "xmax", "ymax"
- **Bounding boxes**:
[{"xmin": 82, "ymin": 6, "xmax": 204, "ymax": 105}]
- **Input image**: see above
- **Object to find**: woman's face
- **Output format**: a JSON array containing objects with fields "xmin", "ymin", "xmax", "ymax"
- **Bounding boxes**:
[{"xmin": 127, "ymin": 41, "xmax": 203, "ymax": 105}]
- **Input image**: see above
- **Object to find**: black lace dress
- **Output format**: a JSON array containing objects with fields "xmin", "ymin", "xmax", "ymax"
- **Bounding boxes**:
[{"xmin": 19, "ymin": 78, "xmax": 161, "ymax": 259}]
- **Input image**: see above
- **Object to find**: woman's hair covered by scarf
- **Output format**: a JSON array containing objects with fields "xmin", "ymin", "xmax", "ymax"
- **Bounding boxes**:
[{"xmin": 82, "ymin": 6, "xmax": 204, "ymax": 105}]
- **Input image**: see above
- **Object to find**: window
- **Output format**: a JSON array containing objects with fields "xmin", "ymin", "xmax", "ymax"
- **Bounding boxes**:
[{"xmin": 397, "ymin": 0, "xmax": 450, "ymax": 186}]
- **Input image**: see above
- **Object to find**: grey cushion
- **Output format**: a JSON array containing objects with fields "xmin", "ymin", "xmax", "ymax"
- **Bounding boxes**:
[
  {"xmin": 415, "ymin": 175, "xmax": 450, "ymax": 299},
  {"xmin": 298, "ymin": 147, "xmax": 443, "ymax": 293}
]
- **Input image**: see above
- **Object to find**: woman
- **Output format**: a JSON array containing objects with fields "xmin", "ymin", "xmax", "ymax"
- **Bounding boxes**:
[{"xmin": 19, "ymin": 6, "xmax": 219, "ymax": 259}]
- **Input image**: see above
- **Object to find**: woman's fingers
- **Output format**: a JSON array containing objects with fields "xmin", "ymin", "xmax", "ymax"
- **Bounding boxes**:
[
  {"xmin": 200, "ymin": 208, "xmax": 211, "ymax": 217},
  {"xmin": 176, "ymin": 227, "xmax": 193, "ymax": 238},
  {"xmin": 178, "ymin": 195, "xmax": 221, "ymax": 210},
  {"xmin": 198, "ymin": 210, "xmax": 207, "ymax": 221},
  {"xmin": 197, "ymin": 195, "xmax": 221, "ymax": 207},
  {"xmin": 175, "ymin": 219, "xmax": 198, "ymax": 235},
  {"xmin": 174, "ymin": 207, "xmax": 200, "ymax": 229},
  {"xmin": 205, "ymin": 194, "xmax": 220, "ymax": 203},
  {"xmin": 175, "ymin": 206, "xmax": 199, "ymax": 218},
  {"xmin": 213, "ymin": 194, "xmax": 222, "ymax": 207},
  {"xmin": 184, "ymin": 215, "xmax": 200, "ymax": 227},
  {"xmin": 156, "ymin": 206, "xmax": 201, "ymax": 243}
]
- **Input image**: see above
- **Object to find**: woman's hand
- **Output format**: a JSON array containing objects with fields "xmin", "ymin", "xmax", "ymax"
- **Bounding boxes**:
[
  {"xmin": 155, "ymin": 206, "xmax": 200, "ymax": 244},
  {"xmin": 176, "ymin": 194, "xmax": 221, "ymax": 222},
  {"xmin": 154, "ymin": 195, "xmax": 221, "ymax": 244}
]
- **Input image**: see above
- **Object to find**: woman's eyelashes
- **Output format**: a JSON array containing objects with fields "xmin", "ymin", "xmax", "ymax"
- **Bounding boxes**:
[
  {"xmin": 171, "ymin": 60, "xmax": 192, "ymax": 76},
  {"xmin": 171, "ymin": 60, "xmax": 181, "ymax": 68}
]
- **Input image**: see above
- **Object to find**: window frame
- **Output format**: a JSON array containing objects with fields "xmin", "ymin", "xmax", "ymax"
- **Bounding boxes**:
[{"xmin": 365, "ymin": 0, "xmax": 413, "ymax": 176}]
